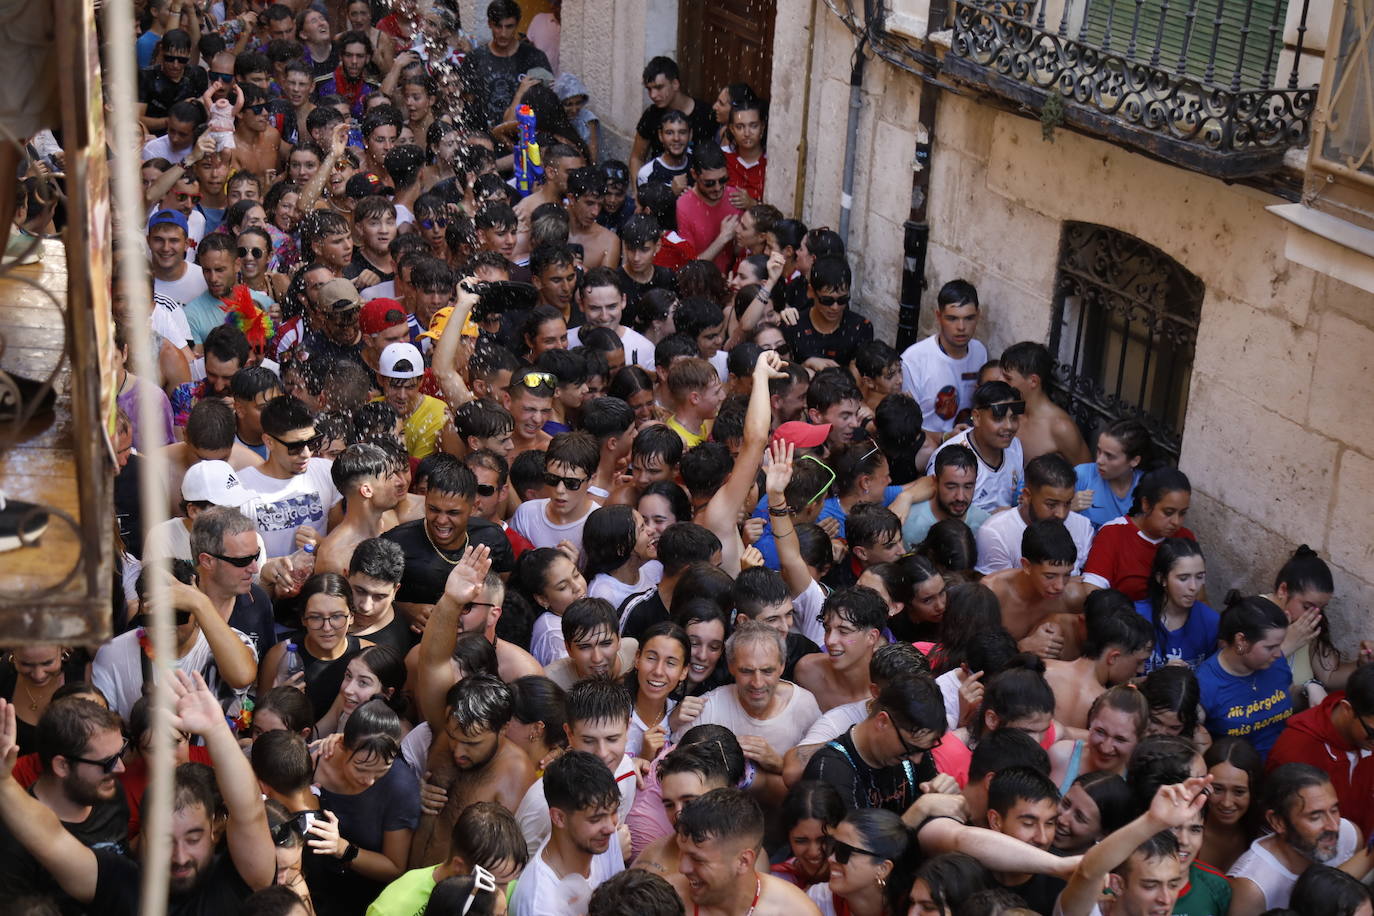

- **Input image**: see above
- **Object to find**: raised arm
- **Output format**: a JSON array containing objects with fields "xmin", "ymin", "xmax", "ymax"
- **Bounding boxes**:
[
  {"xmin": 431, "ymin": 282, "xmax": 478, "ymax": 409},
  {"xmin": 0, "ymin": 701, "xmax": 98, "ymax": 903},
  {"xmin": 765, "ymin": 440, "xmax": 812, "ymax": 600},
  {"xmin": 417, "ymin": 545, "xmax": 492, "ymax": 732},
  {"xmin": 299, "ymin": 123, "xmax": 348, "ymax": 214},
  {"xmin": 179, "ymin": 581, "xmax": 257, "ymax": 689},
  {"xmin": 172, "ymin": 670, "xmax": 276, "ymax": 891}
]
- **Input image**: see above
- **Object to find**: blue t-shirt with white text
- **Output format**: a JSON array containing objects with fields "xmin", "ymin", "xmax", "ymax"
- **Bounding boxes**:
[{"xmin": 1196, "ymin": 652, "xmax": 1293, "ymax": 758}]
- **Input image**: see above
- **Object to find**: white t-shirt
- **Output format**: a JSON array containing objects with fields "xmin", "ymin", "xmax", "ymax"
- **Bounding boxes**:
[
  {"xmin": 153, "ymin": 265, "xmax": 209, "ymax": 309},
  {"xmin": 709, "ymin": 349, "xmax": 728, "ymax": 382},
  {"xmin": 509, "ymin": 835, "xmax": 625, "ymax": 916},
  {"xmin": 588, "ymin": 563, "xmax": 663, "ymax": 611},
  {"xmin": 695, "ymin": 681, "xmax": 822, "ymax": 755},
  {"xmin": 974, "ymin": 507, "xmax": 1095, "ymax": 575},
  {"xmin": 142, "ymin": 134, "xmax": 193, "ymax": 163},
  {"xmin": 152, "ymin": 293, "xmax": 194, "ymax": 349},
  {"xmin": 798, "ymin": 699, "xmax": 869, "ymax": 747},
  {"xmin": 401, "ymin": 721, "xmax": 433, "ymax": 783},
  {"xmin": 900, "ymin": 334, "xmax": 989, "ymax": 434},
  {"xmin": 510, "ymin": 499, "xmax": 595, "ymax": 556},
  {"xmin": 791, "ymin": 579, "xmax": 827, "ymax": 648},
  {"xmin": 236, "ymin": 459, "xmax": 341, "ymax": 558},
  {"xmin": 627, "ymin": 698, "xmax": 677, "ymax": 758},
  {"xmin": 92, "ymin": 624, "xmax": 254, "ymax": 719},
  {"xmin": 935, "ymin": 668, "xmax": 963, "ymax": 731},
  {"xmin": 515, "ymin": 754, "xmax": 638, "ymax": 856},
  {"xmin": 530, "ymin": 610, "xmax": 569, "ymax": 666},
  {"xmin": 807, "ymin": 882, "xmax": 840, "ymax": 916},
  {"xmin": 361, "ymin": 279, "xmax": 395, "ymax": 301},
  {"xmin": 567, "ymin": 325, "xmax": 657, "ymax": 372},
  {"xmin": 927, "ymin": 429, "xmax": 1024, "ymax": 514},
  {"xmin": 1228, "ymin": 819, "xmax": 1358, "ymax": 909}
]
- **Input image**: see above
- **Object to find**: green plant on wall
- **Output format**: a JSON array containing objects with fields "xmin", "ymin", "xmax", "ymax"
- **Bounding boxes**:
[{"xmin": 1041, "ymin": 90, "xmax": 1065, "ymax": 141}]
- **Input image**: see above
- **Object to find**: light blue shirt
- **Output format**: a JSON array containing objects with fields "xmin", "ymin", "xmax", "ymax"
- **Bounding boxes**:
[
  {"xmin": 1074, "ymin": 463, "xmax": 1142, "ymax": 528},
  {"xmin": 902, "ymin": 500, "xmax": 990, "ymax": 550},
  {"xmin": 184, "ymin": 288, "xmax": 275, "ymax": 346}
]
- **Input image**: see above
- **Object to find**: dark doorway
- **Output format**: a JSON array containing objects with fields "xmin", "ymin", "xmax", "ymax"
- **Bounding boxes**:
[{"xmin": 678, "ymin": 0, "xmax": 777, "ymax": 105}]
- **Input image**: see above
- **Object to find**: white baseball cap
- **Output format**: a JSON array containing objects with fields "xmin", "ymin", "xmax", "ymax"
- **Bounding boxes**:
[
  {"xmin": 379, "ymin": 342, "xmax": 425, "ymax": 379},
  {"xmin": 182, "ymin": 460, "xmax": 253, "ymax": 507}
]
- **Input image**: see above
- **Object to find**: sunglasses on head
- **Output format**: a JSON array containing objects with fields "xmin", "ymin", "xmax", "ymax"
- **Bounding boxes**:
[
  {"xmin": 210, "ymin": 551, "xmax": 258, "ymax": 568},
  {"xmin": 269, "ymin": 432, "xmax": 325, "ymax": 455},
  {"xmin": 816, "ymin": 294, "xmax": 850, "ymax": 307},
  {"xmin": 696, "ymin": 175, "xmax": 726, "ymax": 189},
  {"xmin": 68, "ymin": 737, "xmax": 131, "ymax": 774},
  {"xmin": 983, "ymin": 400, "xmax": 1027, "ymax": 420},
  {"xmin": 385, "ymin": 376, "xmax": 420, "ymax": 390},
  {"xmin": 831, "ymin": 838, "xmax": 885, "ymax": 865},
  {"xmin": 798, "ymin": 454, "xmax": 836, "ymax": 505},
  {"xmin": 544, "ymin": 472, "xmax": 587, "ymax": 492},
  {"xmin": 515, "ymin": 371, "xmax": 558, "ymax": 390},
  {"xmin": 420, "ymin": 217, "xmax": 449, "ymax": 230},
  {"xmin": 237, "ymin": 246, "xmax": 264, "ymax": 259}
]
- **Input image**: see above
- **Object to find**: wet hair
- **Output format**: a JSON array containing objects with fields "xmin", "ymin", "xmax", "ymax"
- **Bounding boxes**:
[
  {"xmin": 1022, "ymin": 519, "xmax": 1078, "ymax": 568},
  {"xmin": 934, "ymin": 583, "xmax": 1004, "ymax": 674},
  {"xmin": 203, "ymin": 323, "xmax": 251, "ymax": 366},
  {"xmin": 806, "ymin": 367, "xmax": 863, "ymax": 416},
  {"xmin": 347, "ymin": 537, "xmax": 405, "ymax": 585},
  {"xmin": 341, "ymin": 698, "xmax": 402, "ymax": 764},
  {"xmin": 853, "ymin": 340, "xmax": 899, "ymax": 381},
  {"xmin": 822, "ymin": 585, "xmax": 889, "ymax": 633},
  {"xmin": 1218, "ymin": 593, "xmax": 1288, "ymax": 645},
  {"xmin": 676, "ymin": 787, "xmax": 763, "ymax": 848},
  {"xmin": 241, "ymin": 885, "xmax": 309, "ymax": 916},
  {"xmin": 1129, "ymin": 468, "xmax": 1192, "ymax": 516},
  {"xmin": 536, "ymin": 347, "xmax": 589, "ymax": 388},
  {"xmin": 1141, "ymin": 665, "xmax": 1201, "ymax": 738},
  {"xmin": 809, "ymin": 255, "xmax": 852, "ymax": 292},
  {"xmin": 870, "ymin": 641, "xmax": 932, "ymax": 683},
  {"xmin": 582, "ymin": 506, "xmax": 641, "ymax": 580},
  {"xmin": 298, "ymin": 572, "xmax": 355, "ymax": 619},
  {"xmin": 1099, "ymin": 418, "xmax": 1153, "ymax": 465},
  {"xmin": 874, "ymin": 392, "xmax": 924, "ymax": 456},
  {"xmin": 512, "ymin": 547, "xmax": 574, "ymax": 606},
  {"xmin": 848, "ymin": 503, "xmax": 902, "ymax": 553},
  {"xmin": 348, "ymin": 645, "xmax": 406, "ymax": 713},
  {"xmin": 1275, "ymin": 544, "xmax": 1335, "ymax": 598},
  {"xmin": 1087, "ymin": 685, "xmax": 1151, "ymax": 740},
  {"xmin": 831, "ymin": 441, "xmax": 889, "ymax": 499},
  {"xmin": 1263, "ymin": 762, "xmax": 1333, "ymax": 823},
  {"xmin": 988, "ymin": 765, "xmax": 1061, "ymax": 818},
  {"xmin": 427, "ymin": 876, "xmax": 496, "ymax": 916},
  {"xmin": 446, "ymin": 673, "xmax": 514, "ymax": 734},
  {"xmin": 656, "ymin": 727, "xmax": 734, "ymax": 789},
  {"xmin": 654, "ymin": 332, "xmax": 700, "ymax": 367},
  {"xmin": 1204, "ymin": 736, "xmax": 1265, "ymax": 819},
  {"xmin": 862, "ymin": 562, "xmax": 913, "ymax": 607},
  {"xmin": 638, "ymin": 481, "xmax": 693, "ymax": 531},
  {"xmin": 1116, "ymin": 829, "xmax": 1180, "ymax": 877},
  {"xmin": 657, "ymin": 523, "xmax": 722, "ymax": 578},
  {"xmin": 912, "ymin": 853, "xmax": 993, "ymax": 916},
  {"xmin": 452, "ymin": 634, "xmax": 498, "ymax": 681},
  {"xmin": 564, "ymin": 676, "xmax": 633, "ymax": 729},
  {"xmin": 1128, "ymin": 734, "xmax": 1204, "ymax": 812},
  {"xmin": 253, "ymin": 686, "xmax": 316, "ymax": 740},
  {"xmin": 971, "ymin": 654, "xmax": 1056, "ymax": 741},
  {"xmin": 1071, "ymin": 770, "xmax": 1137, "ymax": 838},
  {"xmin": 330, "ymin": 441, "xmax": 390, "ymax": 494},
  {"xmin": 918, "ymin": 518, "xmax": 978, "ymax": 578},
  {"xmin": 509, "ymin": 449, "xmax": 548, "ymax": 499},
  {"xmin": 546, "ymin": 430, "xmax": 600, "ymax": 477},
  {"xmin": 424, "ymin": 454, "xmax": 477, "ymax": 500},
  {"xmin": 845, "ymin": 808, "xmax": 918, "ymax": 911},
  {"xmin": 967, "ymin": 728, "xmax": 1050, "ymax": 785},
  {"xmin": 1081, "ymin": 603, "xmax": 1153, "ymax": 660},
  {"xmin": 546, "ymin": 750, "xmax": 622, "ymax": 815},
  {"xmin": 560, "ymin": 596, "xmax": 619, "ymax": 645},
  {"xmin": 794, "ymin": 522, "xmax": 835, "ymax": 577},
  {"xmin": 963, "ymin": 629, "xmax": 1022, "ymax": 682},
  {"xmin": 508, "ymin": 676, "xmax": 568, "ymax": 748},
  {"xmin": 450, "ymin": 799, "xmax": 531, "ymax": 877},
  {"xmin": 679, "ymin": 442, "xmax": 733, "ymax": 500},
  {"xmin": 589, "ymin": 870, "xmax": 686, "ymax": 916},
  {"xmin": 1290, "ymin": 865, "xmax": 1372, "ymax": 916},
  {"xmin": 877, "ymin": 674, "xmax": 949, "ymax": 737},
  {"xmin": 259, "ymin": 395, "xmax": 314, "ymax": 439},
  {"xmin": 454, "ymin": 399, "xmax": 515, "ymax": 443},
  {"xmin": 731, "ymin": 567, "xmax": 789, "ymax": 619},
  {"xmin": 633, "ymin": 423, "xmax": 685, "ymax": 468},
  {"xmin": 779, "ymin": 780, "xmax": 845, "ymax": 839},
  {"xmin": 937, "ymin": 279, "xmax": 979, "ymax": 309}
]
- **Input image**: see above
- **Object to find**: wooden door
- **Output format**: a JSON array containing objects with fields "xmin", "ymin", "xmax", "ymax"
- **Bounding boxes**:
[{"xmin": 678, "ymin": 0, "xmax": 777, "ymax": 104}]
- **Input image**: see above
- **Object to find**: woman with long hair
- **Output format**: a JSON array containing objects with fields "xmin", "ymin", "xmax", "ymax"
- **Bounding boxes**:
[
  {"xmin": 1049, "ymin": 685, "xmax": 1149, "ymax": 791},
  {"xmin": 1198, "ymin": 738, "xmax": 1264, "ymax": 871},
  {"xmin": 584, "ymin": 505, "xmax": 662, "ymax": 612},
  {"xmin": 1052, "ymin": 770, "xmax": 1135, "ymax": 855},
  {"xmin": 1082, "ymin": 468, "xmax": 1196, "ymax": 600},
  {"xmin": 1197, "ymin": 594, "xmax": 1292, "ymax": 757},
  {"xmin": 1264, "ymin": 545, "xmax": 1371, "ymax": 695},
  {"xmin": 315, "ymin": 644, "xmax": 408, "ymax": 737},
  {"xmin": 1140, "ymin": 665, "xmax": 1209, "ymax": 750},
  {"xmin": 503, "ymin": 675, "xmax": 568, "ymax": 773},
  {"xmin": 772, "ymin": 781, "xmax": 846, "ymax": 889},
  {"xmin": 807, "ymin": 808, "xmax": 916, "ymax": 916},
  {"xmin": 622, "ymin": 621, "xmax": 690, "ymax": 760},
  {"xmin": 1136, "ymin": 538, "xmax": 1216, "ymax": 672},
  {"xmin": 257, "ymin": 573, "xmax": 372, "ymax": 720},
  {"xmin": 1073, "ymin": 418, "xmax": 1151, "ymax": 529}
]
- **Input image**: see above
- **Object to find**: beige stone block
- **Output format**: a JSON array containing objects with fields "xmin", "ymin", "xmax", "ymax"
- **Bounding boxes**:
[
  {"xmin": 1285, "ymin": 0, "xmax": 1333, "ymax": 55},
  {"xmin": 984, "ymin": 111, "xmax": 1316, "ymax": 326},
  {"xmin": 1191, "ymin": 295, "xmax": 1318, "ymax": 419},
  {"xmin": 1185, "ymin": 489, "xmax": 1295, "ymax": 595},
  {"xmin": 1309, "ymin": 310, "xmax": 1374, "ymax": 444},
  {"xmin": 802, "ymin": 77, "xmax": 853, "ymax": 225},
  {"xmin": 1178, "ymin": 374, "xmax": 1337, "ymax": 536},
  {"xmin": 1313, "ymin": 273, "xmax": 1374, "ymax": 331},
  {"xmin": 872, "ymin": 61, "xmax": 925, "ymax": 132},
  {"xmin": 1325, "ymin": 571, "xmax": 1374, "ymax": 652},
  {"xmin": 1275, "ymin": 46, "xmax": 1325, "ymax": 90},
  {"xmin": 1327, "ymin": 447, "xmax": 1374, "ymax": 583}
]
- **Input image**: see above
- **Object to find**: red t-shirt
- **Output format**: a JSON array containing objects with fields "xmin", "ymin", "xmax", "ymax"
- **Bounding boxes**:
[
  {"xmin": 675, "ymin": 189, "xmax": 741, "ymax": 273},
  {"xmin": 653, "ymin": 231, "xmax": 698, "ymax": 271},
  {"xmin": 1081, "ymin": 517, "xmax": 1196, "ymax": 601},
  {"xmin": 725, "ymin": 152, "xmax": 767, "ymax": 203}
]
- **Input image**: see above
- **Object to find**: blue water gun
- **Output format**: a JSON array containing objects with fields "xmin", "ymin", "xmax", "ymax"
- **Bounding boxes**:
[{"xmin": 513, "ymin": 104, "xmax": 543, "ymax": 197}]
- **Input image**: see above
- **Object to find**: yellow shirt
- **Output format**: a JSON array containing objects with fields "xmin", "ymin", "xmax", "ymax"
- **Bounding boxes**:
[
  {"xmin": 374, "ymin": 393, "xmax": 446, "ymax": 459},
  {"xmin": 667, "ymin": 415, "xmax": 710, "ymax": 448}
]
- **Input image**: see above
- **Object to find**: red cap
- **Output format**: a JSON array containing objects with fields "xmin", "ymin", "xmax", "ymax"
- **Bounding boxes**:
[
  {"xmin": 359, "ymin": 298, "xmax": 409, "ymax": 336},
  {"xmin": 772, "ymin": 421, "xmax": 832, "ymax": 449}
]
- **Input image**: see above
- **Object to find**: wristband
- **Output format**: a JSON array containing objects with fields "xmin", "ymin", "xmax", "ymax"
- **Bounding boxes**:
[
  {"xmin": 339, "ymin": 842, "xmax": 359, "ymax": 866},
  {"xmin": 768, "ymin": 506, "xmax": 794, "ymax": 517},
  {"xmin": 755, "ymin": 286, "xmax": 771, "ymax": 302},
  {"xmin": 588, "ymin": 485, "xmax": 610, "ymax": 499}
]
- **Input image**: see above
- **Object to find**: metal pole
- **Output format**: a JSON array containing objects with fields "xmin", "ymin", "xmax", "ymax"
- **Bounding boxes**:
[
  {"xmin": 101, "ymin": 1, "xmax": 175, "ymax": 913},
  {"xmin": 837, "ymin": 31, "xmax": 867, "ymax": 244}
]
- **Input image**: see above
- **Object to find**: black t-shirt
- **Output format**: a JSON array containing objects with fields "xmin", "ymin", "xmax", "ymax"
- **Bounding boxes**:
[
  {"xmin": 991, "ymin": 872, "xmax": 1065, "ymax": 915},
  {"xmin": 301, "ymin": 329, "xmax": 368, "ymax": 370},
  {"xmin": 616, "ymin": 265, "xmax": 675, "ymax": 318},
  {"xmin": 292, "ymin": 632, "xmax": 365, "ymax": 721},
  {"xmin": 381, "ymin": 518, "xmax": 515, "ymax": 606},
  {"xmin": 94, "ymin": 848, "xmax": 252, "ymax": 916},
  {"xmin": 355, "ymin": 613, "xmax": 417, "ymax": 656},
  {"xmin": 784, "ymin": 307, "xmax": 875, "ymax": 366},
  {"xmin": 138, "ymin": 67, "xmax": 209, "ymax": 122},
  {"xmin": 783, "ymin": 632, "xmax": 820, "ymax": 682},
  {"xmin": 115, "ymin": 454, "xmax": 145, "ymax": 561},
  {"xmin": 345, "ymin": 250, "xmax": 396, "ymax": 284},
  {"xmin": 635, "ymin": 101, "xmax": 718, "ymax": 158},
  {"xmin": 888, "ymin": 611, "xmax": 940, "ymax": 646},
  {"xmin": 460, "ymin": 42, "xmax": 552, "ymax": 128},
  {"xmin": 0, "ymin": 786, "xmax": 130, "ymax": 915},
  {"xmin": 229, "ymin": 584, "xmax": 278, "ymax": 659},
  {"xmin": 0, "ymin": 652, "xmax": 91, "ymax": 755},
  {"xmin": 802, "ymin": 725, "xmax": 936, "ymax": 814},
  {"xmin": 619, "ymin": 588, "xmax": 668, "ymax": 641},
  {"xmin": 637, "ymin": 157, "xmax": 690, "ymax": 190}
]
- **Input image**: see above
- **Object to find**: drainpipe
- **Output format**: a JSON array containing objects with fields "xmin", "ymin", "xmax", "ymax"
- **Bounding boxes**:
[{"xmin": 837, "ymin": 6, "xmax": 869, "ymax": 244}]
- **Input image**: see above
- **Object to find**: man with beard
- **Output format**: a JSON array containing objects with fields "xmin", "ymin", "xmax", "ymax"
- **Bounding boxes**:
[
  {"xmin": 183, "ymin": 234, "xmax": 273, "ymax": 348},
  {"xmin": 408, "ymin": 673, "xmax": 536, "ymax": 867},
  {"xmin": 675, "ymin": 144, "xmax": 741, "ymax": 273},
  {"xmin": 976, "ymin": 453, "xmax": 1096, "ymax": 575},
  {"xmin": 1228, "ymin": 763, "xmax": 1365, "ymax": 912},
  {"xmin": 0, "ymin": 698, "xmax": 130, "ymax": 909},
  {"xmin": 170, "ymin": 325, "xmax": 249, "ymax": 429},
  {"xmin": 315, "ymin": 444, "xmax": 404, "ymax": 576},
  {"xmin": 667, "ymin": 788, "xmax": 818, "ymax": 916},
  {"xmin": 0, "ymin": 671, "xmax": 275, "ymax": 915},
  {"xmin": 511, "ymin": 751, "xmax": 624, "ymax": 916},
  {"xmin": 902, "ymin": 445, "xmax": 988, "ymax": 548},
  {"xmin": 312, "ymin": 31, "xmax": 378, "ymax": 118},
  {"xmin": 926, "ymin": 381, "xmax": 1027, "ymax": 514}
]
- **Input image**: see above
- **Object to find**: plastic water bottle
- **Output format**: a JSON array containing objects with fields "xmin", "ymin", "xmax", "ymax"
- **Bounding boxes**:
[
  {"xmin": 276, "ymin": 642, "xmax": 304, "ymax": 687},
  {"xmin": 289, "ymin": 542, "xmax": 316, "ymax": 586}
]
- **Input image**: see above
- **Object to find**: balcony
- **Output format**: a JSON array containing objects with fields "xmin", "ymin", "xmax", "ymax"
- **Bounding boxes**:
[{"xmin": 942, "ymin": 0, "xmax": 1320, "ymax": 178}]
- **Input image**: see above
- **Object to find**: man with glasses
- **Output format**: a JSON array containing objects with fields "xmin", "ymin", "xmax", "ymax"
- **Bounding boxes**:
[
  {"xmin": 302, "ymin": 277, "xmax": 368, "ymax": 368},
  {"xmin": 676, "ymin": 144, "xmax": 741, "ymax": 273},
  {"xmin": 377, "ymin": 342, "xmax": 446, "ymax": 459},
  {"xmin": 1268, "ymin": 663, "xmax": 1374, "ymax": 838},
  {"xmin": 926, "ymin": 380, "xmax": 1027, "ymax": 514},
  {"xmin": 0, "ymin": 697, "xmax": 131, "ymax": 909},
  {"xmin": 138, "ymin": 29, "xmax": 207, "ymax": 133},
  {"xmin": 510, "ymin": 430, "xmax": 599, "ymax": 558},
  {"xmin": 237, "ymin": 395, "xmax": 342, "ymax": 559},
  {"xmin": 802, "ymin": 673, "xmax": 947, "ymax": 813},
  {"xmin": 191, "ymin": 505, "xmax": 277, "ymax": 659},
  {"xmin": 230, "ymin": 83, "xmax": 281, "ymax": 176},
  {"xmin": 784, "ymin": 255, "xmax": 874, "ymax": 373},
  {"xmin": 183, "ymin": 234, "xmax": 273, "ymax": 348}
]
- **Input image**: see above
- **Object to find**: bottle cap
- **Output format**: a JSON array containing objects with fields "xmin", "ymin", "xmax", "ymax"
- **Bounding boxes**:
[{"xmin": 303, "ymin": 543, "xmax": 315, "ymax": 554}]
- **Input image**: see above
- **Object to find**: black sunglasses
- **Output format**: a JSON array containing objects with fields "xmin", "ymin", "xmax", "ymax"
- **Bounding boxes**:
[
  {"xmin": 832, "ymin": 838, "xmax": 886, "ymax": 865},
  {"xmin": 163, "ymin": 54, "xmax": 190, "ymax": 65},
  {"xmin": 475, "ymin": 483, "xmax": 498, "ymax": 497},
  {"xmin": 544, "ymin": 472, "xmax": 587, "ymax": 492},
  {"xmin": 132, "ymin": 610, "xmax": 194, "ymax": 627},
  {"xmin": 983, "ymin": 400, "xmax": 1027, "ymax": 420},
  {"xmin": 237, "ymin": 246, "xmax": 264, "ymax": 259},
  {"xmin": 816, "ymin": 294, "xmax": 851, "ymax": 307},
  {"xmin": 68, "ymin": 737, "xmax": 130, "ymax": 774},
  {"xmin": 419, "ymin": 217, "xmax": 449, "ymax": 231},
  {"xmin": 696, "ymin": 175, "xmax": 726, "ymax": 189},
  {"xmin": 246, "ymin": 103, "xmax": 270, "ymax": 115},
  {"xmin": 269, "ymin": 432, "xmax": 325, "ymax": 455},
  {"xmin": 210, "ymin": 552, "xmax": 258, "ymax": 568}
]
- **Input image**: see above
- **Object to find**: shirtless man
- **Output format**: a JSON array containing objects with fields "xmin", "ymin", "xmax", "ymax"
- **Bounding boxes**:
[
  {"xmin": 792, "ymin": 587, "xmax": 885, "ymax": 712},
  {"xmin": 667, "ymin": 788, "xmax": 821, "ymax": 916},
  {"xmin": 512, "ymin": 144, "xmax": 586, "ymax": 262},
  {"xmin": 1000, "ymin": 341, "xmax": 1091, "ymax": 465},
  {"xmin": 635, "ymin": 744, "xmax": 747, "ymax": 879},
  {"xmin": 507, "ymin": 372, "xmax": 556, "ymax": 457},
  {"xmin": 315, "ymin": 443, "xmax": 402, "ymax": 575},
  {"xmin": 161, "ymin": 399, "xmax": 261, "ymax": 515},
  {"xmin": 1044, "ymin": 594, "xmax": 1153, "ymax": 728},
  {"xmin": 231, "ymin": 84, "xmax": 282, "ymax": 177},
  {"xmin": 565, "ymin": 167, "xmax": 621, "ymax": 269},
  {"xmin": 984, "ymin": 519, "xmax": 1096, "ymax": 661}
]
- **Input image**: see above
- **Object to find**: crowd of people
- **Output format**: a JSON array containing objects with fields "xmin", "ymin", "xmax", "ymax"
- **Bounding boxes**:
[{"xmin": 0, "ymin": 0, "xmax": 1371, "ymax": 915}]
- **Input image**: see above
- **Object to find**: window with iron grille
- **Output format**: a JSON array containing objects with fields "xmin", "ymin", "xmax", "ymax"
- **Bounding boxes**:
[
  {"xmin": 1048, "ymin": 222, "xmax": 1204, "ymax": 460},
  {"xmin": 1307, "ymin": 0, "xmax": 1374, "ymax": 228}
]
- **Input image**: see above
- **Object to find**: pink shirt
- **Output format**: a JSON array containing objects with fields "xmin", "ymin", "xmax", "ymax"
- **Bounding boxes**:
[
  {"xmin": 676, "ymin": 188, "xmax": 741, "ymax": 273},
  {"xmin": 527, "ymin": 13, "xmax": 560, "ymax": 72}
]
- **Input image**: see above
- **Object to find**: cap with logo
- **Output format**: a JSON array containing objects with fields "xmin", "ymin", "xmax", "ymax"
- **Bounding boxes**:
[
  {"xmin": 344, "ymin": 172, "xmax": 395, "ymax": 199},
  {"xmin": 771, "ymin": 421, "xmax": 832, "ymax": 449},
  {"xmin": 418, "ymin": 305, "xmax": 480, "ymax": 342},
  {"xmin": 318, "ymin": 278, "xmax": 363, "ymax": 312},
  {"xmin": 379, "ymin": 342, "xmax": 426, "ymax": 379},
  {"xmin": 182, "ymin": 460, "xmax": 254, "ymax": 507},
  {"xmin": 360, "ymin": 298, "xmax": 410, "ymax": 336}
]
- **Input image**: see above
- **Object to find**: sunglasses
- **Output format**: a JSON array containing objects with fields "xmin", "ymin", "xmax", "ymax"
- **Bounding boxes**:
[
  {"xmin": 269, "ymin": 432, "xmax": 325, "ymax": 455},
  {"xmin": 465, "ymin": 866, "xmax": 498, "ymax": 916},
  {"xmin": 246, "ymin": 103, "xmax": 270, "ymax": 115},
  {"xmin": 164, "ymin": 54, "xmax": 190, "ymax": 65},
  {"xmin": 133, "ymin": 610, "xmax": 194, "ymax": 627},
  {"xmin": 983, "ymin": 400, "xmax": 1027, "ymax": 420},
  {"xmin": 515, "ymin": 371, "xmax": 558, "ymax": 390},
  {"xmin": 237, "ymin": 246, "xmax": 264, "ymax": 259},
  {"xmin": 798, "ymin": 455, "xmax": 836, "ymax": 505},
  {"xmin": 209, "ymin": 71, "xmax": 234, "ymax": 83},
  {"xmin": 210, "ymin": 552, "xmax": 258, "ymax": 568},
  {"xmin": 420, "ymin": 217, "xmax": 449, "ymax": 230},
  {"xmin": 68, "ymin": 737, "xmax": 131, "ymax": 774},
  {"xmin": 544, "ymin": 472, "xmax": 587, "ymax": 491},
  {"xmin": 475, "ymin": 483, "xmax": 498, "ymax": 497},
  {"xmin": 831, "ymin": 838, "xmax": 886, "ymax": 865},
  {"xmin": 816, "ymin": 294, "xmax": 851, "ymax": 307},
  {"xmin": 696, "ymin": 175, "xmax": 726, "ymax": 189},
  {"xmin": 172, "ymin": 192, "xmax": 201, "ymax": 204}
]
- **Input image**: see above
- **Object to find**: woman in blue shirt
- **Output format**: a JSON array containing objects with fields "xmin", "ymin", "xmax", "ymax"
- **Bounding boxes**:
[
  {"xmin": 1134, "ymin": 538, "xmax": 1219, "ymax": 672},
  {"xmin": 1073, "ymin": 419, "xmax": 1149, "ymax": 529},
  {"xmin": 1196, "ymin": 595, "xmax": 1293, "ymax": 759}
]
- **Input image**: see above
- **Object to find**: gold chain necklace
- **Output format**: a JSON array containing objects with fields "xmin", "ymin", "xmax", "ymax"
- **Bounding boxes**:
[{"xmin": 423, "ymin": 523, "xmax": 468, "ymax": 565}]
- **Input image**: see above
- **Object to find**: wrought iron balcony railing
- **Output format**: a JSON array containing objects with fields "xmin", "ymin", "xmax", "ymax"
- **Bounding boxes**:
[{"xmin": 943, "ymin": 0, "xmax": 1319, "ymax": 177}]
